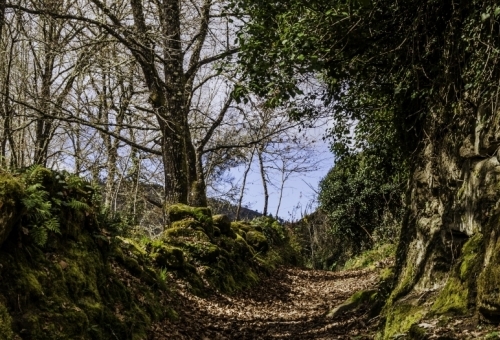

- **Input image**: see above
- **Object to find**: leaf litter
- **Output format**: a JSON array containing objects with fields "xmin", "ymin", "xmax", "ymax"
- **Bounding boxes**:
[{"xmin": 151, "ymin": 267, "xmax": 379, "ymax": 339}]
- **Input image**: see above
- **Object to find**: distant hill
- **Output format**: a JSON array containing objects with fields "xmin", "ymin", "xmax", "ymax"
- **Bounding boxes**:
[{"xmin": 208, "ymin": 198, "xmax": 264, "ymax": 221}]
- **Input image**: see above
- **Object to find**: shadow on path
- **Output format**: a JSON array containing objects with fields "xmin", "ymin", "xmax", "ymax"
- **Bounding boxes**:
[{"xmin": 152, "ymin": 267, "xmax": 379, "ymax": 339}]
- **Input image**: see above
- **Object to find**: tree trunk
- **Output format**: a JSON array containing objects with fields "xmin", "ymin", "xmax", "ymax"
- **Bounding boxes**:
[
  {"xmin": 158, "ymin": 109, "xmax": 189, "ymax": 205},
  {"xmin": 384, "ymin": 87, "xmax": 500, "ymax": 337},
  {"xmin": 275, "ymin": 170, "xmax": 285, "ymax": 218},
  {"xmin": 258, "ymin": 148, "xmax": 269, "ymax": 216},
  {"xmin": 236, "ymin": 146, "xmax": 256, "ymax": 220}
]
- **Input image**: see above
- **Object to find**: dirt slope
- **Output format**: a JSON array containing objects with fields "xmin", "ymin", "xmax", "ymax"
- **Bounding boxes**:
[{"xmin": 152, "ymin": 267, "xmax": 379, "ymax": 339}]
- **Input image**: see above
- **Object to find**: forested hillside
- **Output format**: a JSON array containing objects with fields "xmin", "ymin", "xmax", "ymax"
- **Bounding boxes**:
[{"xmin": 2, "ymin": 0, "xmax": 500, "ymax": 339}]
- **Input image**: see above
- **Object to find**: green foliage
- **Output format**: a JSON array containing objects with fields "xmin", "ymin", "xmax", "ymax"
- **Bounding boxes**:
[
  {"xmin": 291, "ymin": 210, "xmax": 337, "ymax": 269},
  {"xmin": 234, "ymin": 0, "xmax": 500, "ymax": 167},
  {"xmin": 0, "ymin": 167, "xmax": 305, "ymax": 338},
  {"xmin": 251, "ymin": 216, "xmax": 287, "ymax": 246},
  {"xmin": 319, "ymin": 145, "xmax": 405, "ymax": 259},
  {"xmin": 343, "ymin": 244, "xmax": 396, "ymax": 270},
  {"xmin": 16, "ymin": 165, "xmax": 96, "ymax": 246},
  {"xmin": 158, "ymin": 267, "xmax": 168, "ymax": 283},
  {"xmin": 235, "ymin": 0, "xmax": 418, "ymax": 268},
  {"xmin": 486, "ymin": 331, "xmax": 500, "ymax": 339}
]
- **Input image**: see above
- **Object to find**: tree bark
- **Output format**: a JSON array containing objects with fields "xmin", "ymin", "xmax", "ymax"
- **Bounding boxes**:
[
  {"xmin": 236, "ymin": 146, "xmax": 256, "ymax": 220},
  {"xmin": 258, "ymin": 148, "xmax": 269, "ymax": 216}
]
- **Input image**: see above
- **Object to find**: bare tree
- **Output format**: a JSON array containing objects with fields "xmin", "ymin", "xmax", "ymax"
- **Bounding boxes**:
[{"xmin": 1, "ymin": 0, "xmax": 327, "ymax": 224}]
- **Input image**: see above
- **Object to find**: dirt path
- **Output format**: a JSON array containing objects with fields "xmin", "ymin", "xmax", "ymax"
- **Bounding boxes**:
[{"xmin": 152, "ymin": 267, "xmax": 380, "ymax": 339}]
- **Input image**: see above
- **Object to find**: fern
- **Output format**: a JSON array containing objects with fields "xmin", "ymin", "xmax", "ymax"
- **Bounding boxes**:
[
  {"xmin": 20, "ymin": 170, "xmax": 56, "ymax": 246},
  {"xmin": 22, "ymin": 184, "xmax": 52, "ymax": 221},
  {"xmin": 67, "ymin": 198, "xmax": 90, "ymax": 212},
  {"xmin": 31, "ymin": 226, "xmax": 48, "ymax": 246},
  {"xmin": 24, "ymin": 164, "xmax": 47, "ymax": 184},
  {"xmin": 43, "ymin": 218, "xmax": 61, "ymax": 234},
  {"xmin": 18, "ymin": 167, "xmax": 98, "ymax": 246}
]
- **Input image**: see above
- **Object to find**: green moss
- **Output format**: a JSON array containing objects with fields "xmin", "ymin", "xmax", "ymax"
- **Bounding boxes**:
[
  {"xmin": 122, "ymin": 256, "xmax": 143, "ymax": 276},
  {"xmin": 246, "ymin": 230, "xmax": 269, "ymax": 252},
  {"xmin": 387, "ymin": 262, "xmax": 415, "ymax": 305},
  {"xmin": 459, "ymin": 233, "xmax": 483, "ymax": 280},
  {"xmin": 182, "ymin": 241, "xmax": 221, "ymax": 263},
  {"xmin": 432, "ymin": 277, "xmax": 468, "ymax": 315},
  {"xmin": 0, "ymin": 231, "xmax": 160, "ymax": 339},
  {"xmin": 344, "ymin": 243, "xmax": 396, "ymax": 270},
  {"xmin": 21, "ymin": 272, "xmax": 45, "ymax": 299},
  {"xmin": 0, "ymin": 172, "xmax": 23, "ymax": 246},
  {"xmin": 150, "ymin": 244, "xmax": 185, "ymax": 269},
  {"xmin": 116, "ymin": 236, "xmax": 147, "ymax": 257},
  {"xmin": 478, "ymin": 253, "xmax": 500, "ymax": 318},
  {"xmin": 164, "ymin": 224, "xmax": 209, "ymax": 241},
  {"xmin": 350, "ymin": 289, "xmax": 378, "ymax": 304},
  {"xmin": 213, "ymin": 214, "xmax": 232, "ymax": 235},
  {"xmin": 171, "ymin": 219, "xmax": 203, "ymax": 230},
  {"xmin": 0, "ymin": 169, "xmax": 305, "ymax": 338},
  {"xmin": 166, "ymin": 204, "xmax": 212, "ymax": 224},
  {"xmin": 380, "ymin": 267, "xmax": 394, "ymax": 282},
  {"xmin": 231, "ymin": 221, "xmax": 251, "ymax": 233},
  {"xmin": 164, "ymin": 226, "xmax": 189, "ymax": 239},
  {"xmin": 0, "ymin": 169, "xmax": 175, "ymax": 339},
  {"xmin": 0, "ymin": 302, "xmax": 15, "ymax": 339},
  {"xmin": 204, "ymin": 260, "xmax": 260, "ymax": 294},
  {"xmin": 431, "ymin": 234, "xmax": 483, "ymax": 316},
  {"xmin": 383, "ymin": 303, "xmax": 425, "ymax": 339},
  {"xmin": 408, "ymin": 324, "xmax": 428, "ymax": 339}
]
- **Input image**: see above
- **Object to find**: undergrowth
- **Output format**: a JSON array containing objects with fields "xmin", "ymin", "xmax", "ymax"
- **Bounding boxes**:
[
  {"xmin": 0, "ymin": 167, "xmax": 301, "ymax": 339},
  {"xmin": 343, "ymin": 243, "xmax": 396, "ymax": 270}
]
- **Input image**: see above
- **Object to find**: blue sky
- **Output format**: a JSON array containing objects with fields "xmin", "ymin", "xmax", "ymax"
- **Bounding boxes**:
[{"xmin": 230, "ymin": 127, "xmax": 334, "ymax": 221}]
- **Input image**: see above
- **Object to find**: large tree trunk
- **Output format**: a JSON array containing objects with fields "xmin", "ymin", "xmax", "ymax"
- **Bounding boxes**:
[
  {"xmin": 129, "ymin": 0, "xmax": 208, "ymax": 207},
  {"xmin": 383, "ymin": 69, "xmax": 500, "ymax": 340},
  {"xmin": 380, "ymin": 3, "xmax": 500, "ymax": 337}
]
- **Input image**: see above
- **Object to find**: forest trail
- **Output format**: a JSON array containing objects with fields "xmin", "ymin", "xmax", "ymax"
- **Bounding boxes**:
[{"xmin": 151, "ymin": 267, "xmax": 379, "ymax": 339}]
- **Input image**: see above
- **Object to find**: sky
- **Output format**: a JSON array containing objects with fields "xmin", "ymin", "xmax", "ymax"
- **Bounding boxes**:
[{"xmin": 229, "ymin": 126, "xmax": 334, "ymax": 221}]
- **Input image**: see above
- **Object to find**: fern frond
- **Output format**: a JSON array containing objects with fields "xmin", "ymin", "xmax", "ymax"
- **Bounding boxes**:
[
  {"xmin": 25, "ymin": 164, "xmax": 45, "ymax": 184},
  {"xmin": 43, "ymin": 218, "xmax": 61, "ymax": 234},
  {"xmin": 25, "ymin": 183, "xmax": 45, "ymax": 194},
  {"xmin": 31, "ymin": 226, "xmax": 48, "ymax": 246},
  {"xmin": 68, "ymin": 198, "xmax": 90, "ymax": 212}
]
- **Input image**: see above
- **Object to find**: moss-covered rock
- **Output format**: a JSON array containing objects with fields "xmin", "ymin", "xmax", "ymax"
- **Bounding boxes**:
[
  {"xmin": 0, "ymin": 172, "xmax": 23, "ymax": 247},
  {"xmin": 0, "ymin": 168, "xmax": 170, "ymax": 340},
  {"xmin": 327, "ymin": 289, "xmax": 378, "ymax": 318},
  {"xmin": 383, "ymin": 303, "xmax": 426, "ymax": 339},
  {"xmin": 478, "ymin": 239, "xmax": 500, "ymax": 319},
  {"xmin": 166, "ymin": 204, "xmax": 212, "ymax": 224},
  {"xmin": 0, "ymin": 171, "xmax": 303, "ymax": 338},
  {"xmin": 246, "ymin": 230, "xmax": 269, "ymax": 252},
  {"xmin": 170, "ymin": 219, "xmax": 214, "ymax": 237},
  {"xmin": 116, "ymin": 236, "xmax": 147, "ymax": 256},
  {"xmin": 184, "ymin": 242, "xmax": 221, "ymax": 263},
  {"xmin": 163, "ymin": 226, "xmax": 211, "ymax": 244},
  {"xmin": 150, "ymin": 244, "xmax": 185, "ymax": 269},
  {"xmin": 408, "ymin": 323, "xmax": 428, "ymax": 339},
  {"xmin": 171, "ymin": 219, "xmax": 203, "ymax": 230},
  {"xmin": 431, "ymin": 233, "xmax": 483, "ymax": 316},
  {"xmin": 231, "ymin": 221, "xmax": 252, "ymax": 232},
  {"xmin": 213, "ymin": 214, "xmax": 232, "ymax": 235}
]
